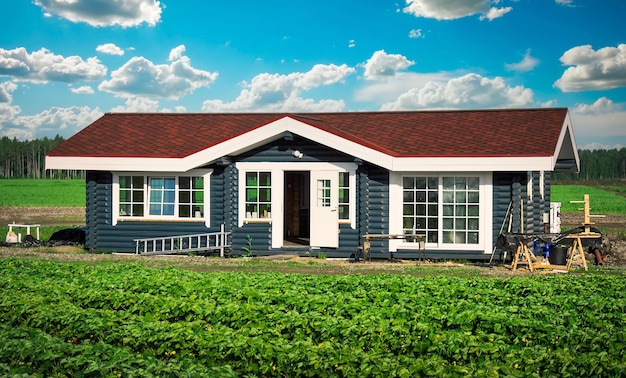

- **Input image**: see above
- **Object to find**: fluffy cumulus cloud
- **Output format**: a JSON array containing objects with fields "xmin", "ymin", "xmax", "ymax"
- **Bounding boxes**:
[
  {"xmin": 362, "ymin": 50, "xmax": 415, "ymax": 80},
  {"xmin": 70, "ymin": 85, "xmax": 94, "ymax": 94},
  {"xmin": 505, "ymin": 49, "xmax": 539, "ymax": 72},
  {"xmin": 554, "ymin": 44, "xmax": 626, "ymax": 92},
  {"xmin": 110, "ymin": 97, "xmax": 160, "ymax": 112},
  {"xmin": 8, "ymin": 106, "xmax": 103, "ymax": 139},
  {"xmin": 0, "ymin": 81, "xmax": 17, "ymax": 103},
  {"xmin": 34, "ymin": 0, "xmax": 162, "ymax": 28},
  {"xmin": 96, "ymin": 43, "xmax": 124, "ymax": 56},
  {"xmin": 0, "ymin": 47, "xmax": 107, "ymax": 84},
  {"xmin": 381, "ymin": 73, "xmax": 533, "ymax": 110},
  {"xmin": 570, "ymin": 97, "xmax": 626, "ymax": 149},
  {"xmin": 98, "ymin": 45, "xmax": 218, "ymax": 99},
  {"xmin": 202, "ymin": 63, "xmax": 355, "ymax": 112},
  {"xmin": 403, "ymin": 0, "xmax": 511, "ymax": 21}
]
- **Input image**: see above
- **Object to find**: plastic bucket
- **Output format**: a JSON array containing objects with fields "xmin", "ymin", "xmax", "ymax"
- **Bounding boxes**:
[{"xmin": 549, "ymin": 246, "xmax": 568, "ymax": 265}]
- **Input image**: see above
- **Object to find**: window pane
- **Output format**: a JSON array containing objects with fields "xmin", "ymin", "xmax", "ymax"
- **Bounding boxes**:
[
  {"xmin": 132, "ymin": 176, "xmax": 144, "ymax": 188},
  {"xmin": 403, "ymin": 191, "xmax": 414, "ymax": 202},
  {"xmin": 416, "ymin": 191, "xmax": 426, "ymax": 202},
  {"xmin": 468, "ymin": 205, "xmax": 479, "ymax": 216},
  {"xmin": 455, "ymin": 177, "xmax": 466, "ymax": 190},
  {"xmin": 193, "ymin": 177, "xmax": 204, "ymax": 189},
  {"xmin": 468, "ymin": 192, "xmax": 479, "ymax": 203},
  {"xmin": 179, "ymin": 176, "xmax": 191, "ymax": 189},
  {"xmin": 120, "ymin": 189, "xmax": 129, "ymax": 202},
  {"xmin": 163, "ymin": 204, "xmax": 175, "ymax": 215},
  {"xmin": 259, "ymin": 172, "xmax": 271, "ymax": 186},
  {"xmin": 428, "ymin": 191, "xmax": 438, "ymax": 202},
  {"xmin": 443, "ymin": 177, "xmax": 455, "ymax": 189},
  {"xmin": 339, "ymin": 205, "xmax": 349, "ymax": 219},
  {"xmin": 443, "ymin": 231, "xmax": 453, "ymax": 243},
  {"xmin": 443, "ymin": 191, "xmax": 454, "ymax": 203},
  {"xmin": 455, "ymin": 205, "xmax": 466, "ymax": 216},
  {"xmin": 415, "ymin": 177, "xmax": 426, "ymax": 189},
  {"xmin": 428, "ymin": 177, "xmax": 438, "ymax": 189},
  {"xmin": 246, "ymin": 172, "xmax": 258, "ymax": 186},
  {"xmin": 416, "ymin": 204, "xmax": 426, "ymax": 216},
  {"xmin": 132, "ymin": 191, "xmax": 143, "ymax": 202},
  {"xmin": 164, "ymin": 191, "xmax": 175, "ymax": 203},
  {"xmin": 119, "ymin": 176, "xmax": 129, "ymax": 188},
  {"xmin": 403, "ymin": 217, "xmax": 414, "ymax": 229},
  {"xmin": 259, "ymin": 188, "xmax": 271, "ymax": 202},
  {"xmin": 403, "ymin": 177, "xmax": 414, "ymax": 189},
  {"xmin": 443, "ymin": 218, "xmax": 454, "ymax": 229},
  {"xmin": 455, "ymin": 191, "xmax": 466, "ymax": 204},
  {"xmin": 150, "ymin": 191, "xmax": 162, "ymax": 202},
  {"xmin": 455, "ymin": 231, "xmax": 466, "ymax": 243},
  {"xmin": 246, "ymin": 188, "xmax": 258, "ymax": 202},
  {"xmin": 428, "ymin": 204, "xmax": 438, "ymax": 216},
  {"xmin": 427, "ymin": 218, "xmax": 438, "ymax": 229},
  {"xmin": 179, "ymin": 191, "xmax": 190, "ymax": 203},
  {"xmin": 151, "ymin": 178, "xmax": 163, "ymax": 189},
  {"xmin": 455, "ymin": 218, "xmax": 466, "ymax": 230},
  {"xmin": 133, "ymin": 204, "xmax": 143, "ymax": 216},
  {"xmin": 179, "ymin": 205, "xmax": 190, "ymax": 218},
  {"xmin": 339, "ymin": 172, "xmax": 349, "ymax": 187},
  {"xmin": 403, "ymin": 204, "xmax": 414, "ymax": 216},
  {"xmin": 427, "ymin": 231, "xmax": 438, "ymax": 243},
  {"xmin": 468, "ymin": 232, "xmax": 479, "ymax": 244},
  {"xmin": 468, "ymin": 218, "xmax": 479, "ymax": 230},
  {"xmin": 468, "ymin": 177, "xmax": 479, "ymax": 190},
  {"xmin": 443, "ymin": 205, "xmax": 454, "ymax": 216},
  {"xmin": 192, "ymin": 191, "xmax": 204, "ymax": 203}
]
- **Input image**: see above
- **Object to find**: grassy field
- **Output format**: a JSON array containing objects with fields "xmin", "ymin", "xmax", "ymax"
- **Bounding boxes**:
[
  {"xmin": 550, "ymin": 184, "xmax": 626, "ymax": 215},
  {"xmin": 0, "ymin": 179, "xmax": 84, "ymax": 207}
]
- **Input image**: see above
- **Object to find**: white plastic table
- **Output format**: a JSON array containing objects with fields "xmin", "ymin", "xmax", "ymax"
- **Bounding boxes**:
[{"xmin": 7, "ymin": 223, "xmax": 41, "ymax": 243}]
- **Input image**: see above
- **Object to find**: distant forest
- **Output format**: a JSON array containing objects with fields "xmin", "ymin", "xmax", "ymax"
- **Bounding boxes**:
[{"xmin": 1, "ymin": 136, "xmax": 625, "ymax": 180}]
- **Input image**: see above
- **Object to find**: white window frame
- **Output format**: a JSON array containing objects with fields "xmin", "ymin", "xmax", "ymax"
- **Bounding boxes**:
[
  {"xmin": 389, "ymin": 172, "xmax": 493, "ymax": 253},
  {"xmin": 112, "ymin": 170, "xmax": 212, "ymax": 226},
  {"xmin": 236, "ymin": 162, "xmax": 357, "ymax": 248}
]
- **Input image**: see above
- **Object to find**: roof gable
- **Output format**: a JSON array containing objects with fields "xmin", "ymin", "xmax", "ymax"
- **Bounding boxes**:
[{"xmin": 46, "ymin": 108, "xmax": 579, "ymax": 172}]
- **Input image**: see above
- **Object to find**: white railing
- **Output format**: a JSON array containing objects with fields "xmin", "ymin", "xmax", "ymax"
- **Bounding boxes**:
[{"xmin": 133, "ymin": 224, "xmax": 231, "ymax": 257}]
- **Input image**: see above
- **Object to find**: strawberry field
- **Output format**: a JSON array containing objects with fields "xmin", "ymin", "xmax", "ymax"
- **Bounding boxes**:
[{"xmin": 1, "ymin": 259, "xmax": 625, "ymax": 377}]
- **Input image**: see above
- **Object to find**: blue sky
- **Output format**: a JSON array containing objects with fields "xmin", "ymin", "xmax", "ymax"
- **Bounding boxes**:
[{"xmin": 1, "ymin": 0, "xmax": 625, "ymax": 150}]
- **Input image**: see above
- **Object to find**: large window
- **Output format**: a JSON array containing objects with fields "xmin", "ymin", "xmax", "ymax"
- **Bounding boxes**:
[
  {"xmin": 115, "ymin": 171, "xmax": 209, "ymax": 222},
  {"xmin": 245, "ymin": 172, "xmax": 271, "ymax": 219},
  {"xmin": 402, "ymin": 175, "xmax": 480, "ymax": 245}
]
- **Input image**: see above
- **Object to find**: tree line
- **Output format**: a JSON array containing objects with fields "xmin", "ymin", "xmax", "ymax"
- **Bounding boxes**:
[
  {"xmin": 553, "ymin": 148, "xmax": 626, "ymax": 181},
  {"xmin": 0, "ymin": 136, "xmax": 83, "ymax": 179},
  {"xmin": 0, "ymin": 136, "xmax": 625, "ymax": 180}
]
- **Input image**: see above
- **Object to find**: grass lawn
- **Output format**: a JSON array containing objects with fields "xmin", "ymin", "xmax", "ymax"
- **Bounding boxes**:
[
  {"xmin": 0, "ymin": 179, "xmax": 84, "ymax": 207},
  {"xmin": 550, "ymin": 184, "xmax": 626, "ymax": 215}
]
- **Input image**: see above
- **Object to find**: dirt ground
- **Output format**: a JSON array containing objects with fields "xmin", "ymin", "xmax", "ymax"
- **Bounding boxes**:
[{"xmin": 1, "ymin": 206, "xmax": 625, "ymax": 269}]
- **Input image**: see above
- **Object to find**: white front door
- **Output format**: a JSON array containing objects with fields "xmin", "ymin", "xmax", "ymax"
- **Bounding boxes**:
[{"xmin": 309, "ymin": 170, "xmax": 339, "ymax": 248}]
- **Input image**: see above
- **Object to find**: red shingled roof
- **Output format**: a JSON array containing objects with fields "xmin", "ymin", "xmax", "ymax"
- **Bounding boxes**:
[{"xmin": 47, "ymin": 108, "xmax": 569, "ymax": 158}]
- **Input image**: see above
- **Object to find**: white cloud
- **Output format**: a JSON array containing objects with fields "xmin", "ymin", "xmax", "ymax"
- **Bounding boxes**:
[
  {"xmin": 408, "ymin": 29, "xmax": 424, "ymax": 39},
  {"xmin": 34, "ymin": 0, "xmax": 162, "ymax": 28},
  {"xmin": 0, "ymin": 81, "xmax": 17, "ymax": 103},
  {"xmin": 355, "ymin": 72, "xmax": 451, "ymax": 103},
  {"xmin": 10, "ymin": 106, "xmax": 102, "ymax": 139},
  {"xmin": 98, "ymin": 45, "xmax": 218, "ymax": 99},
  {"xmin": 201, "ymin": 63, "xmax": 354, "ymax": 112},
  {"xmin": 362, "ymin": 50, "xmax": 415, "ymax": 80},
  {"xmin": 70, "ymin": 85, "xmax": 94, "ymax": 94},
  {"xmin": 479, "ymin": 6, "xmax": 512, "ymax": 21},
  {"xmin": 554, "ymin": 44, "xmax": 626, "ymax": 92},
  {"xmin": 570, "ymin": 97, "xmax": 626, "ymax": 149},
  {"xmin": 96, "ymin": 43, "xmax": 124, "ymax": 56},
  {"xmin": 380, "ymin": 73, "xmax": 534, "ymax": 110},
  {"xmin": 348, "ymin": 40, "xmax": 356, "ymax": 48},
  {"xmin": 168, "ymin": 45, "xmax": 186, "ymax": 61},
  {"xmin": 110, "ymin": 97, "xmax": 160, "ymax": 112},
  {"xmin": 403, "ymin": 0, "xmax": 511, "ymax": 21},
  {"xmin": 505, "ymin": 49, "xmax": 539, "ymax": 72},
  {"xmin": 555, "ymin": 0, "xmax": 575, "ymax": 6},
  {"xmin": 0, "ymin": 47, "xmax": 107, "ymax": 83}
]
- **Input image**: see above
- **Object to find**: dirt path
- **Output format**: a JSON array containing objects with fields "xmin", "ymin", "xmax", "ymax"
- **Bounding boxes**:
[{"xmin": 0, "ymin": 206, "xmax": 85, "ymax": 226}]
